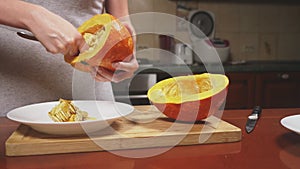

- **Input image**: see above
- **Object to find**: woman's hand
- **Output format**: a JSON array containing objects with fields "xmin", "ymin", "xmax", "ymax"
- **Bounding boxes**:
[
  {"xmin": 89, "ymin": 0, "xmax": 139, "ymax": 83},
  {"xmin": 0, "ymin": 1, "xmax": 85, "ymax": 57},
  {"xmin": 92, "ymin": 56, "xmax": 139, "ymax": 83},
  {"xmin": 26, "ymin": 6, "xmax": 85, "ymax": 56},
  {"xmin": 92, "ymin": 22, "xmax": 139, "ymax": 83}
]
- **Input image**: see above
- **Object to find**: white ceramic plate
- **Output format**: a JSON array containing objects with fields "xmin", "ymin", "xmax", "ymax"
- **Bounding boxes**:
[
  {"xmin": 7, "ymin": 101, "xmax": 134, "ymax": 135},
  {"xmin": 280, "ymin": 115, "xmax": 300, "ymax": 135}
]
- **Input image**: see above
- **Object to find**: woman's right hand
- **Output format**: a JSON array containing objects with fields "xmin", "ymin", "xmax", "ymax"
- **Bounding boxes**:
[
  {"xmin": 25, "ymin": 6, "xmax": 85, "ymax": 56},
  {"xmin": 0, "ymin": 1, "xmax": 84, "ymax": 57}
]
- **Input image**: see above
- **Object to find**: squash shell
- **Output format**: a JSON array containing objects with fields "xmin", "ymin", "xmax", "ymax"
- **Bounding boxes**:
[
  {"xmin": 64, "ymin": 13, "xmax": 134, "ymax": 72},
  {"xmin": 147, "ymin": 73, "xmax": 229, "ymax": 121}
]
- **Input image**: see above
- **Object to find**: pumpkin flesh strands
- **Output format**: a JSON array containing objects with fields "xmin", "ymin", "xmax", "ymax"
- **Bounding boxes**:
[{"xmin": 48, "ymin": 99, "xmax": 88, "ymax": 122}]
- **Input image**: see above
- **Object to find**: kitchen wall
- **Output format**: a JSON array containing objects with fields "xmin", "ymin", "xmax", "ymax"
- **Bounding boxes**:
[{"xmin": 128, "ymin": 0, "xmax": 300, "ymax": 62}]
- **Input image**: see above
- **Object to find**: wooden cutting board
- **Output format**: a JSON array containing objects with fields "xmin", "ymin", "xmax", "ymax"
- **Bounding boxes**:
[{"xmin": 5, "ymin": 105, "xmax": 241, "ymax": 156}]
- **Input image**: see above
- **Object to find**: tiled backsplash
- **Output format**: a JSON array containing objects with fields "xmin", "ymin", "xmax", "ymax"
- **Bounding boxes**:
[{"xmin": 128, "ymin": 0, "xmax": 300, "ymax": 62}]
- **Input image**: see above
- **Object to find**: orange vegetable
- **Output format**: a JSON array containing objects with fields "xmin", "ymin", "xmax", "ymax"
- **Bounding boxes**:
[
  {"xmin": 147, "ymin": 73, "xmax": 229, "ymax": 122},
  {"xmin": 65, "ymin": 13, "xmax": 134, "ymax": 72}
]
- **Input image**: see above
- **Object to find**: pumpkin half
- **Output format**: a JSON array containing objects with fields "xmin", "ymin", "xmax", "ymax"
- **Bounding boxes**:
[
  {"xmin": 64, "ymin": 13, "xmax": 134, "ymax": 72},
  {"xmin": 147, "ymin": 73, "xmax": 229, "ymax": 122}
]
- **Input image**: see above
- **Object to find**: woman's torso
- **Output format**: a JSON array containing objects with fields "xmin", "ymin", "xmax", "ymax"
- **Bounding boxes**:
[{"xmin": 0, "ymin": 0, "xmax": 114, "ymax": 116}]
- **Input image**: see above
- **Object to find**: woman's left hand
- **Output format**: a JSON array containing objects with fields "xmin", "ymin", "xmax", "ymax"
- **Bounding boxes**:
[
  {"xmin": 91, "ymin": 22, "xmax": 139, "ymax": 83},
  {"xmin": 91, "ymin": 56, "xmax": 139, "ymax": 83}
]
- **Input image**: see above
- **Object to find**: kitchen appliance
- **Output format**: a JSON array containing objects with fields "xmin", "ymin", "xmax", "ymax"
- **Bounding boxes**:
[
  {"xmin": 175, "ymin": 43, "xmax": 193, "ymax": 65},
  {"xmin": 193, "ymin": 38, "xmax": 230, "ymax": 63},
  {"xmin": 189, "ymin": 10, "xmax": 215, "ymax": 40},
  {"xmin": 188, "ymin": 10, "xmax": 230, "ymax": 64},
  {"xmin": 112, "ymin": 73, "xmax": 157, "ymax": 105}
]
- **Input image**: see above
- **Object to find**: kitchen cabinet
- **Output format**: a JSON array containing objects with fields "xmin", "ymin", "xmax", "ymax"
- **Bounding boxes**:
[
  {"xmin": 225, "ymin": 72, "xmax": 300, "ymax": 109},
  {"xmin": 255, "ymin": 72, "xmax": 300, "ymax": 108},
  {"xmin": 225, "ymin": 73, "xmax": 255, "ymax": 109}
]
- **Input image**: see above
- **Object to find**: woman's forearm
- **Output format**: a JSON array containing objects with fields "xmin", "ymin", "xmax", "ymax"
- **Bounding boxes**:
[
  {"xmin": 0, "ymin": 0, "xmax": 42, "ymax": 30},
  {"xmin": 105, "ymin": 0, "xmax": 129, "ymax": 18},
  {"xmin": 0, "ymin": 0, "xmax": 83, "ymax": 55}
]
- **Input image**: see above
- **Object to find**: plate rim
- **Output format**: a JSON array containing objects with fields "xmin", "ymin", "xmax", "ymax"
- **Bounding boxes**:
[
  {"xmin": 280, "ymin": 114, "xmax": 300, "ymax": 133},
  {"xmin": 6, "ymin": 100, "xmax": 134, "ymax": 125}
]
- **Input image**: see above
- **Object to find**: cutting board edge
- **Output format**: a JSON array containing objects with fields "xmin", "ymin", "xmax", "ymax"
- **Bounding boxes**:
[
  {"xmin": 5, "ymin": 105, "xmax": 242, "ymax": 157},
  {"xmin": 5, "ymin": 125, "xmax": 242, "ymax": 157}
]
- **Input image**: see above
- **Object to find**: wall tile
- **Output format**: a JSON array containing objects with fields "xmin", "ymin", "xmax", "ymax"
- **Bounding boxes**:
[
  {"xmin": 259, "ymin": 33, "xmax": 278, "ymax": 60},
  {"xmin": 217, "ymin": 3, "xmax": 240, "ymax": 33},
  {"xmin": 278, "ymin": 33, "xmax": 300, "ymax": 60},
  {"xmin": 128, "ymin": 0, "xmax": 154, "ymax": 14},
  {"xmin": 217, "ymin": 32, "xmax": 242, "ymax": 61},
  {"xmin": 279, "ymin": 5, "xmax": 300, "ymax": 33},
  {"xmin": 153, "ymin": 0, "xmax": 176, "ymax": 14},
  {"xmin": 240, "ymin": 4, "xmax": 259, "ymax": 32},
  {"xmin": 239, "ymin": 33, "xmax": 259, "ymax": 60},
  {"xmin": 128, "ymin": 0, "xmax": 156, "ymax": 37},
  {"xmin": 258, "ymin": 4, "xmax": 281, "ymax": 33},
  {"xmin": 198, "ymin": 2, "xmax": 219, "ymax": 14}
]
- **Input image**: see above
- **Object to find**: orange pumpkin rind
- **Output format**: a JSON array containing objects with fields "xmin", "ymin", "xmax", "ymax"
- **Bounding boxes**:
[
  {"xmin": 64, "ymin": 13, "xmax": 134, "ymax": 72},
  {"xmin": 147, "ymin": 73, "xmax": 229, "ymax": 122}
]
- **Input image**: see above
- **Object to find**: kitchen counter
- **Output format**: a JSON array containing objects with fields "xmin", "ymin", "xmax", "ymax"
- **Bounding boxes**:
[
  {"xmin": 138, "ymin": 61, "xmax": 300, "ymax": 74},
  {"xmin": 1, "ymin": 107, "xmax": 300, "ymax": 169}
]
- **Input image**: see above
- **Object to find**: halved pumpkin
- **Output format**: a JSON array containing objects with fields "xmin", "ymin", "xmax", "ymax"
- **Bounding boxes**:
[
  {"xmin": 64, "ymin": 13, "xmax": 134, "ymax": 72},
  {"xmin": 147, "ymin": 73, "xmax": 229, "ymax": 122}
]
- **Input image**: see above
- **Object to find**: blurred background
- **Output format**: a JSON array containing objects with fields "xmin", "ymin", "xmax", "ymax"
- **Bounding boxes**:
[
  {"xmin": 113, "ymin": 0, "xmax": 300, "ymax": 109},
  {"xmin": 128, "ymin": 0, "xmax": 300, "ymax": 63}
]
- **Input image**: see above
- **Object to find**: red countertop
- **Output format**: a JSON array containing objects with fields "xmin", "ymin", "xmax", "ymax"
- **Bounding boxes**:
[{"xmin": 1, "ymin": 108, "xmax": 300, "ymax": 169}]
